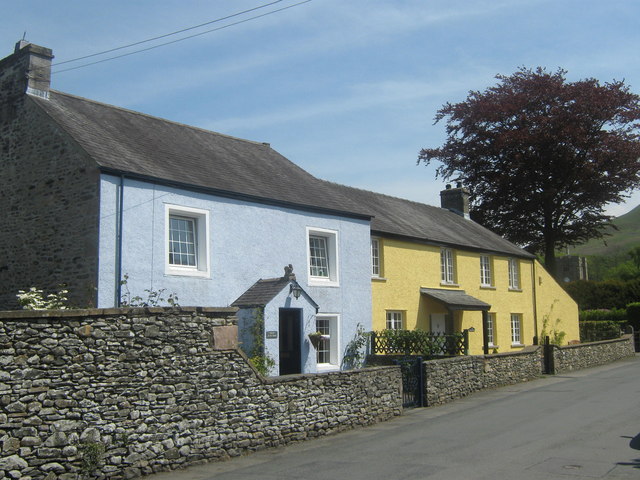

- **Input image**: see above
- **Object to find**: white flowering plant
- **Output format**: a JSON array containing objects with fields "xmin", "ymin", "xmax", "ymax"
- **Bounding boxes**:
[{"xmin": 16, "ymin": 286, "xmax": 69, "ymax": 310}]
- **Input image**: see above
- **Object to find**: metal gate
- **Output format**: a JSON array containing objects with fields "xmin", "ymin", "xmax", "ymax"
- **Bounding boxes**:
[{"xmin": 393, "ymin": 356, "xmax": 424, "ymax": 408}]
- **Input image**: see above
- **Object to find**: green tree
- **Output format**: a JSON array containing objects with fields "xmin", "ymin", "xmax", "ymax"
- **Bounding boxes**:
[{"xmin": 419, "ymin": 67, "xmax": 640, "ymax": 276}]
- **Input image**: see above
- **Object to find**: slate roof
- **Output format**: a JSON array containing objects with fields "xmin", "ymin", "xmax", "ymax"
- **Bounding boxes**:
[
  {"xmin": 231, "ymin": 277, "xmax": 317, "ymax": 309},
  {"xmin": 324, "ymin": 182, "xmax": 534, "ymax": 259},
  {"xmin": 30, "ymin": 91, "xmax": 371, "ymax": 219},
  {"xmin": 420, "ymin": 288, "xmax": 491, "ymax": 311},
  {"xmin": 30, "ymin": 90, "xmax": 533, "ymax": 259}
]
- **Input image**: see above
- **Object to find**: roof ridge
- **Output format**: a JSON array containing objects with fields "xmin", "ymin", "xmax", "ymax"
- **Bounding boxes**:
[
  {"xmin": 321, "ymin": 178, "xmax": 446, "ymax": 211},
  {"xmin": 48, "ymin": 89, "xmax": 272, "ymax": 148}
]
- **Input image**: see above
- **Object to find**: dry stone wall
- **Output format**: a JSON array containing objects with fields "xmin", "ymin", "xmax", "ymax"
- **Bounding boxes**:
[
  {"xmin": 0, "ymin": 308, "xmax": 402, "ymax": 479},
  {"xmin": 422, "ymin": 347, "xmax": 543, "ymax": 406},
  {"xmin": 550, "ymin": 335, "xmax": 635, "ymax": 373}
]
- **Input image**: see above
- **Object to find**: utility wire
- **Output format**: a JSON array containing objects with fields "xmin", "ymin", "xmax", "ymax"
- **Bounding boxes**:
[
  {"xmin": 53, "ymin": 0, "xmax": 285, "ymax": 67},
  {"xmin": 52, "ymin": 0, "xmax": 312, "ymax": 74}
]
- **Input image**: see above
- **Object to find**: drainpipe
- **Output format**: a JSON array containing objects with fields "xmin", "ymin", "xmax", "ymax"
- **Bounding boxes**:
[
  {"xmin": 531, "ymin": 260, "xmax": 539, "ymax": 344},
  {"xmin": 114, "ymin": 175, "xmax": 125, "ymax": 307}
]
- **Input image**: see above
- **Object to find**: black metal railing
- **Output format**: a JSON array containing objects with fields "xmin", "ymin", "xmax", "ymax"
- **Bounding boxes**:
[{"xmin": 370, "ymin": 330, "xmax": 467, "ymax": 357}]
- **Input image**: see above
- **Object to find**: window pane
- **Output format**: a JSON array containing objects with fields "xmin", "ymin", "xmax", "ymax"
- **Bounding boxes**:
[
  {"xmin": 371, "ymin": 238, "xmax": 380, "ymax": 276},
  {"xmin": 509, "ymin": 259, "xmax": 520, "ymax": 289},
  {"xmin": 309, "ymin": 236, "xmax": 329, "ymax": 277},
  {"xmin": 481, "ymin": 256, "xmax": 492, "ymax": 286},
  {"xmin": 511, "ymin": 314, "xmax": 521, "ymax": 344},
  {"xmin": 169, "ymin": 216, "xmax": 197, "ymax": 267},
  {"xmin": 386, "ymin": 311, "xmax": 402, "ymax": 330},
  {"xmin": 316, "ymin": 317, "xmax": 331, "ymax": 364},
  {"xmin": 441, "ymin": 249, "xmax": 455, "ymax": 283},
  {"xmin": 486, "ymin": 313, "xmax": 495, "ymax": 345}
]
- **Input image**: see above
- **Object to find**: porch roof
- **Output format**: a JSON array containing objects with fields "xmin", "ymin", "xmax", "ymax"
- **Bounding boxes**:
[
  {"xmin": 232, "ymin": 277, "xmax": 318, "ymax": 310},
  {"xmin": 420, "ymin": 288, "xmax": 491, "ymax": 311}
]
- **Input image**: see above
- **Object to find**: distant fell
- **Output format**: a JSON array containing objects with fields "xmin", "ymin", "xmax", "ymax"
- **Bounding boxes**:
[{"xmin": 568, "ymin": 204, "xmax": 640, "ymax": 257}]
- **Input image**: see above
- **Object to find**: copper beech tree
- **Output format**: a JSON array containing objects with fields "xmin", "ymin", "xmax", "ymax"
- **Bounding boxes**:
[{"xmin": 419, "ymin": 67, "xmax": 640, "ymax": 276}]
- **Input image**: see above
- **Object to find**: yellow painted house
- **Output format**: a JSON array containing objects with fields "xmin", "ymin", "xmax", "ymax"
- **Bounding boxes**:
[{"xmin": 335, "ymin": 183, "xmax": 579, "ymax": 355}]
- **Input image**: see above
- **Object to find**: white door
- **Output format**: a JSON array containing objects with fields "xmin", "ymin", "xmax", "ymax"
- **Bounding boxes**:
[{"xmin": 430, "ymin": 313, "xmax": 446, "ymax": 334}]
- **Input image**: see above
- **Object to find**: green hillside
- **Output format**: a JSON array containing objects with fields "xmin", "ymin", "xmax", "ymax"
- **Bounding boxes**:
[{"xmin": 567, "ymin": 204, "xmax": 640, "ymax": 257}]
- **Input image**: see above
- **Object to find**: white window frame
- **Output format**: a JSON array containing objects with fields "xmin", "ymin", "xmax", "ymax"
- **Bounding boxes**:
[
  {"xmin": 386, "ymin": 311, "xmax": 403, "ymax": 330},
  {"xmin": 480, "ymin": 255, "xmax": 493, "ymax": 287},
  {"xmin": 306, "ymin": 227, "xmax": 339, "ymax": 286},
  {"xmin": 165, "ymin": 204, "xmax": 210, "ymax": 278},
  {"xmin": 511, "ymin": 313, "xmax": 522, "ymax": 346},
  {"xmin": 508, "ymin": 258, "xmax": 520, "ymax": 290},
  {"xmin": 371, "ymin": 237, "xmax": 381, "ymax": 277},
  {"xmin": 316, "ymin": 314, "xmax": 340, "ymax": 371},
  {"xmin": 440, "ymin": 248, "xmax": 456, "ymax": 285},
  {"xmin": 486, "ymin": 313, "xmax": 496, "ymax": 347}
]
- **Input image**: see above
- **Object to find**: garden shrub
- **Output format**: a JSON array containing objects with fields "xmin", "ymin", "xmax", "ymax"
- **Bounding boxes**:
[{"xmin": 579, "ymin": 320, "xmax": 625, "ymax": 343}]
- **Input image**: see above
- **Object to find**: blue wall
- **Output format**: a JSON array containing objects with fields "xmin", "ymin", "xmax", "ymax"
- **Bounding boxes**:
[{"xmin": 98, "ymin": 175, "xmax": 372, "ymax": 372}]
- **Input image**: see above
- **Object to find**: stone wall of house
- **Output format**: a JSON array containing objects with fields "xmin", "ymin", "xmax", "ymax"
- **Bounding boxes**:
[
  {"xmin": 0, "ymin": 44, "xmax": 100, "ymax": 309},
  {"xmin": 550, "ymin": 335, "xmax": 635, "ymax": 374},
  {"xmin": 0, "ymin": 308, "xmax": 402, "ymax": 479},
  {"xmin": 422, "ymin": 347, "xmax": 543, "ymax": 406}
]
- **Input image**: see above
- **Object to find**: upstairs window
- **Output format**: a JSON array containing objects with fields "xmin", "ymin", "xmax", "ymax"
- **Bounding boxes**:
[
  {"xmin": 307, "ymin": 227, "xmax": 339, "ymax": 286},
  {"xmin": 371, "ymin": 237, "xmax": 381, "ymax": 277},
  {"xmin": 169, "ymin": 216, "xmax": 197, "ymax": 267},
  {"xmin": 165, "ymin": 205, "xmax": 210, "ymax": 277},
  {"xmin": 440, "ymin": 248, "xmax": 456, "ymax": 285},
  {"xmin": 508, "ymin": 258, "xmax": 520, "ymax": 290},
  {"xmin": 480, "ymin": 255, "xmax": 493, "ymax": 287},
  {"xmin": 309, "ymin": 236, "xmax": 329, "ymax": 277}
]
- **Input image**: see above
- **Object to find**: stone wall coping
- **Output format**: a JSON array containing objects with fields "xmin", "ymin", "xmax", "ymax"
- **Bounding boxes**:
[
  {"xmin": 553, "ymin": 334, "xmax": 632, "ymax": 350},
  {"xmin": 0, "ymin": 305, "xmax": 238, "ymax": 320},
  {"xmin": 422, "ymin": 345, "xmax": 541, "ymax": 365},
  {"xmin": 262, "ymin": 365, "xmax": 401, "ymax": 385}
]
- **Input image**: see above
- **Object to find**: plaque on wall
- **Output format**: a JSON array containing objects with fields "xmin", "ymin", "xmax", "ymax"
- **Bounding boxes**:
[{"xmin": 266, "ymin": 331, "xmax": 278, "ymax": 339}]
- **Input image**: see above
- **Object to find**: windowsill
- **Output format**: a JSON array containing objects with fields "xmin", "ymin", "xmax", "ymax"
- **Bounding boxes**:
[
  {"xmin": 511, "ymin": 343, "xmax": 524, "ymax": 348},
  {"xmin": 165, "ymin": 267, "xmax": 210, "ymax": 278},
  {"xmin": 440, "ymin": 282, "xmax": 459, "ymax": 288},
  {"xmin": 480, "ymin": 285, "xmax": 496, "ymax": 290},
  {"xmin": 371, "ymin": 276, "xmax": 387, "ymax": 282},
  {"xmin": 308, "ymin": 278, "xmax": 340, "ymax": 288},
  {"xmin": 508, "ymin": 288, "xmax": 523, "ymax": 292}
]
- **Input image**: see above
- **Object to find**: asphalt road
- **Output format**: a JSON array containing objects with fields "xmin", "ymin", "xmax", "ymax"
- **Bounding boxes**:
[{"xmin": 148, "ymin": 355, "xmax": 640, "ymax": 480}]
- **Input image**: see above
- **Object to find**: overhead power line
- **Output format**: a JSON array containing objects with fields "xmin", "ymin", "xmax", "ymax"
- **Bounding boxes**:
[{"xmin": 51, "ymin": 0, "xmax": 312, "ymax": 74}]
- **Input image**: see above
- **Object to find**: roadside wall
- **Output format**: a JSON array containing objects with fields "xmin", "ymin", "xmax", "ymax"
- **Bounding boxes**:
[
  {"xmin": 550, "ymin": 335, "xmax": 635, "ymax": 373},
  {"xmin": 0, "ymin": 308, "xmax": 402, "ymax": 479},
  {"xmin": 422, "ymin": 347, "xmax": 542, "ymax": 406}
]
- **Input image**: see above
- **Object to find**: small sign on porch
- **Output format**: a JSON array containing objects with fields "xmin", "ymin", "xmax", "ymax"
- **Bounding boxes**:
[{"xmin": 266, "ymin": 330, "xmax": 278, "ymax": 339}]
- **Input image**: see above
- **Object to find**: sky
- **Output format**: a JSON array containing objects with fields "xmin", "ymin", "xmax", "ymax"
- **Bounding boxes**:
[{"xmin": 3, "ymin": 0, "xmax": 640, "ymax": 216}]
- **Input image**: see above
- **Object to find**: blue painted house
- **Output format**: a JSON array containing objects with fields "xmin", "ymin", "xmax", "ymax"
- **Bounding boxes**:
[{"xmin": 0, "ymin": 42, "xmax": 371, "ymax": 375}]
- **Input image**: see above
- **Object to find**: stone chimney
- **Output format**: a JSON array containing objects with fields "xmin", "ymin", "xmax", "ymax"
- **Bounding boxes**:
[
  {"xmin": 0, "ymin": 41, "xmax": 54, "ymax": 104},
  {"xmin": 440, "ymin": 183, "xmax": 470, "ymax": 219}
]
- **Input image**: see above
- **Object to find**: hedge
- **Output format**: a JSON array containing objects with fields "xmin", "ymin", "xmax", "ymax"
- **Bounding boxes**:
[
  {"xmin": 579, "ymin": 320, "xmax": 626, "ymax": 343},
  {"xmin": 579, "ymin": 308, "xmax": 627, "ymax": 322},
  {"xmin": 564, "ymin": 278, "xmax": 640, "ymax": 310}
]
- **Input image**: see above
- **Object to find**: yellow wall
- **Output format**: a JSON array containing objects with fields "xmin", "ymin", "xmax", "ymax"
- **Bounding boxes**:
[
  {"xmin": 533, "ymin": 260, "xmax": 580, "ymax": 344},
  {"xmin": 371, "ymin": 237, "xmax": 579, "ymax": 355}
]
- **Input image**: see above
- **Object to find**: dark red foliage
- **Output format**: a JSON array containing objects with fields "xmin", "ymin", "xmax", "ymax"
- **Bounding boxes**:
[{"xmin": 419, "ymin": 67, "xmax": 640, "ymax": 275}]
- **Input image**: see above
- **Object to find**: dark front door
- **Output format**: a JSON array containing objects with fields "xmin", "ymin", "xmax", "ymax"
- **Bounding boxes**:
[{"xmin": 279, "ymin": 308, "xmax": 302, "ymax": 375}]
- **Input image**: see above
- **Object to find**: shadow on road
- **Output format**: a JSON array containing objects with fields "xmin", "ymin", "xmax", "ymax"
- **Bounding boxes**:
[{"xmin": 630, "ymin": 433, "xmax": 640, "ymax": 450}]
